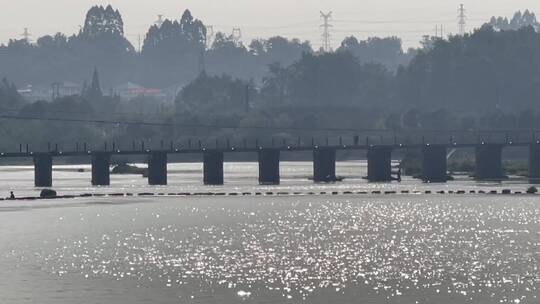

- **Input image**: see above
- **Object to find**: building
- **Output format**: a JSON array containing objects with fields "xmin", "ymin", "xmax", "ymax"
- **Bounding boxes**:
[
  {"xmin": 18, "ymin": 81, "xmax": 82, "ymax": 102},
  {"xmin": 113, "ymin": 82, "xmax": 165, "ymax": 101}
]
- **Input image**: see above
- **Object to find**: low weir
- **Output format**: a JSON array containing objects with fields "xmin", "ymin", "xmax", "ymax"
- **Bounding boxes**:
[{"xmin": 14, "ymin": 138, "xmax": 540, "ymax": 187}]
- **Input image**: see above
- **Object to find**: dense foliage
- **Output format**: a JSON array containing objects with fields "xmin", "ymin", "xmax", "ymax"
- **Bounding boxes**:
[
  {"xmin": 0, "ymin": 5, "xmax": 409, "ymax": 89},
  {"xmin": 0, "ymin": 8, "xmax": 539, "ymax": 151},
  {"xmin": 488, "ymin": 10, "xmax": 540, "ymax": 32}
]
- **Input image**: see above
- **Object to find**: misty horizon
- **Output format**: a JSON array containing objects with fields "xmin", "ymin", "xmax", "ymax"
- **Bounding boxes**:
[
  {"xmin": 1, "ymin": 0, "xmax": 540, "ymax": 49},
  {"xmin": 1, "ymin": 2, "xmax": 540, "ymax": 304}
]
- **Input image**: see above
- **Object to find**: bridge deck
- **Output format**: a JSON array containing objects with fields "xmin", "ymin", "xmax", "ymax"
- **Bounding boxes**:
[{"xmin": 0, "ymin": 141, "xmax": 535, "ymax": 158}]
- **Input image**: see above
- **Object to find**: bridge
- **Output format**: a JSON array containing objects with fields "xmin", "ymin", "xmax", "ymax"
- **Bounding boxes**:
[{"xmin": 5, "ymin": 134, "xmax": 540, "ymax": 187}]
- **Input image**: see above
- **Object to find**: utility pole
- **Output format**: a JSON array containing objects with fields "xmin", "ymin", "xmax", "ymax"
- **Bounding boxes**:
[
  {"xmin": 320, "ymin": 11, "xmax": 333, "ymax": 52},
  {"xmin": 435, "ymin": 25, "xmax": 444, "ymax": 39},
  {"xmin": 440, "ymin": 24, "xmax": 444, "ymax": 38},
  {"xmin": 51, "ymin": 82, "xmax": 61, "ymax": 101},
  {"xmin": 458, "ymin": 4, "xmax": 466, "ymax": 36},
  {"xmin": 21, "ymin": 28, "xmax": 31, "ymax": 43}
]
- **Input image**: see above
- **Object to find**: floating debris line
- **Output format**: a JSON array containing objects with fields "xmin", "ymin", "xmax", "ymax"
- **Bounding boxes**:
[{"xmin": 1, "ymin": 188, "xmax": 537, "ymax": 201}]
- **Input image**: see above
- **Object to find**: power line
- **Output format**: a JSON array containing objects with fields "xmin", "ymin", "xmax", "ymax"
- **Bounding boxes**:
[
  {"xmin": 0, "ymin": 114, "xmax": 537, "ymax": 135},
  {"xmin": 334, "ymin": 19, "xmax": 457, "ymax": 24},
  {"xmin": 320, "ymin": 11, "xmax": 333, "ymax": 52},
  {"xmin": 0, "ymin": 114, "xmax": 362, "ymax": 133}
]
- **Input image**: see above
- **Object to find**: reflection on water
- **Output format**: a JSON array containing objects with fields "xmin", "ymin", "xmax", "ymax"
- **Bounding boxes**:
[{"xmin": 0, "ymin": 162, "xmax": 539, "ymax": 303}]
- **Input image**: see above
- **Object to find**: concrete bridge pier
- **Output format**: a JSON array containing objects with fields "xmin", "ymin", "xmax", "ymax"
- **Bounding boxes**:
[
  {"xmin": 313, "ymin": 148, "xmax": 337, "ymax": 182},
  {"xmin": 148, "ymin": 152, "xmax": 168, "ymax": 185},
  {"xmin": 92, "ymin": 152, "xmax": 111, "ymax": 186},
  {"xmin": 475, "ymin": 144, "xmax": 505, "ymax": 180},
  {"xmin": 528, "ymin": 143, "xmax": 540, "ymax": 182},
  {"xmin": 367, "ymin": 146, "xmax": 393, "ymax": 182},
  {"xmin": 34, "ymin": 153, "xmax": 53, "ymax": 187},
  {"xmin": 422, "ymin": 145, "xmax": 448, "ymax": 183},
  {"xmin": 258, "ymin": 149, "xmax": 280, "ymax": 185},
  {"xmin": 204, "ymin": 151, "xmax": 224, "ymax": 185}
]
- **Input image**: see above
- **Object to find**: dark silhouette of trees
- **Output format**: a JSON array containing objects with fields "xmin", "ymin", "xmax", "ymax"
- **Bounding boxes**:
[
  {"xmin": 141, "ymin": 10, "xmax": 206, "ymax": 87},
  {"xmin": 0, "ymin": 5, "xmax": 135, "ymax": 87},
  {"xmin": 338, "ymin": 36, "xmax": 414, "ymax": 70},
  {"xmin": 0, "ymin": 78, "xmax": 23, "ymax": 108},
  {"xmin": 83, "ymin": 68, "xmax": 103, "ymax": 100},
  {"xmin": 176, "ymin": 73, "xmax": 253, "ymax": 115},
  {"xmin": 82, "ymin": 5, "xmax": 125, "ymax": 37},
  {"xmin": 2, "ymin": 6, "xmax": 540, "ymax": 150},
  {"xmin": 204, "ymin": 32, "xmax": 254, "ymax": 80},
  {"xmin": 260, "ymin": 52, "xmax": 392, "ymax": 108},
  {"xmin": 395, "ymin": 25, "xmax": 540, "ymax": 113},
  {"xmin": 488, "ymin": 10, "xmax": 540, "ymax": 32},
  {"xmin": 249, "ymin": 37, "xmax": 312, "ymax": 75},
  {"xmin": 0, "ymin": 6, "xmax": 312, "ymax": 90}
]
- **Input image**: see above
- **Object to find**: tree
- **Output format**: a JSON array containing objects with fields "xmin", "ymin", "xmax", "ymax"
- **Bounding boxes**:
[
  {"xmin": 488, "ymin": 10, "xmax": 540, "ymax": 32},
  {"xmin": 395, "ymin": 25, "xmax": 540, "ymax": 111},
  {"xmin": 205, "ymin": 32, "xmax": 255, "ymax": 80},
  {"xmin": 82, "ymin": 5, "xmax": 125, "ymax": 38},
  {"xmin": 251, "ymin": 36, "xmax": 312, "ymax": 66},
  {"xmin": 260, "ymin": 52, "xmax": 391, "ymax": 108},
  {"xmin": 403, "ymin": 109, "xmax": 420, "ymax": 128},
  {"xmin": 0, "ymin": 78, "xmax": 23, "ymax": 108},
  {"xmin": 142, "ymin": 9, "xmax": 206, "ymax": 56},
  {"xmin": 384, "ymin": 113, "xmax": 402, "ymax": 130},
  {"xmin": 518, "ymin": 110, "xmax": 535, "ymax": 129},
  {"xmin": 141, "ymin": 10, "xmax": 206, "ymax": 87},
  {"xmin": 176, "ymin": 73, "xmax": 253, "ymax": 115},
  {"xmin": 338, "ymin": 36, "xmax": 413, "ymax": 70},
  {"xmin": 83, "ymin": 68, "xmax": 103, "ymax": 100}
]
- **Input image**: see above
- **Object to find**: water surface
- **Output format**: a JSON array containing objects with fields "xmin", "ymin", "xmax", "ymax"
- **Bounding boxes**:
[{"xmin": 0, "ymin": 162, "xmax": 538, "ymax": 303}]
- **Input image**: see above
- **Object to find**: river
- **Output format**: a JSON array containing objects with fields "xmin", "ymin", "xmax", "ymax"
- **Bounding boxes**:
[{"xmin": 0, "ymin": 161, "xmax": 538, "ymax": 303}]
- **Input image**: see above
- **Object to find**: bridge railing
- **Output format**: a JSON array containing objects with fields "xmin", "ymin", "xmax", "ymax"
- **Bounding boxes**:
[{"xmin": 4, "ymin": 130, "xmax": 540, "ymax": 154}]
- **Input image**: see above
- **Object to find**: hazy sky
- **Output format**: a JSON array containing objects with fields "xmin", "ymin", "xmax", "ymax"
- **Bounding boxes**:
[{"xmin": 1, "ymin": 0, "xmax": 539, "ymax": 49}]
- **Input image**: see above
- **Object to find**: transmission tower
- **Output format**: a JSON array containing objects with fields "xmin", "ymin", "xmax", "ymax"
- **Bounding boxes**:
[
  {"xmin": 21, "ymin": 28, "xmax": 31, "ymax": 43},
  {"xmin": 155, "ymin": 15, "xmax": 164, "ymax": 27},
  {"xmin": 232, "ymin": 27, "xmax": 242, "ymax": 45},
  {"xmin": 435, "ymin": 25, "xmax": 444, "ymax": 39},
  {"xmin": 320, "ymin": 11, "xmax": 333, "ymax": 52},
  {"xmin": 458, "ymin": 4, "xmax": 466, "ymax": 36}
]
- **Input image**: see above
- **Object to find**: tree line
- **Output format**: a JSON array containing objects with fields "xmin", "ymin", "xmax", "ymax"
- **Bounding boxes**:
[
  {"xmin": 0, "ymin": 5, "xmax": 412, "ymax": 89},
  {"xmin": 0, "ymin": 8, "xmax": 540, "ymax": 151}
]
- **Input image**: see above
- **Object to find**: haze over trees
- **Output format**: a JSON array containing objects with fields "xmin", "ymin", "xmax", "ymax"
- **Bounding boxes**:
[
  {"xmin": 0, "ymin": 7, "xmax": 540, "ymax": 150},
  {"xmin": 338, "ymin": 36, "xmax": 415, "ymax": 71},
  {"xmin": 0, "ymin": 5, "xmax": 411, "ymax": 90},
  {"xmin": 488, "ymin": 10, "xmax": 540, "ymax": 32}
]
